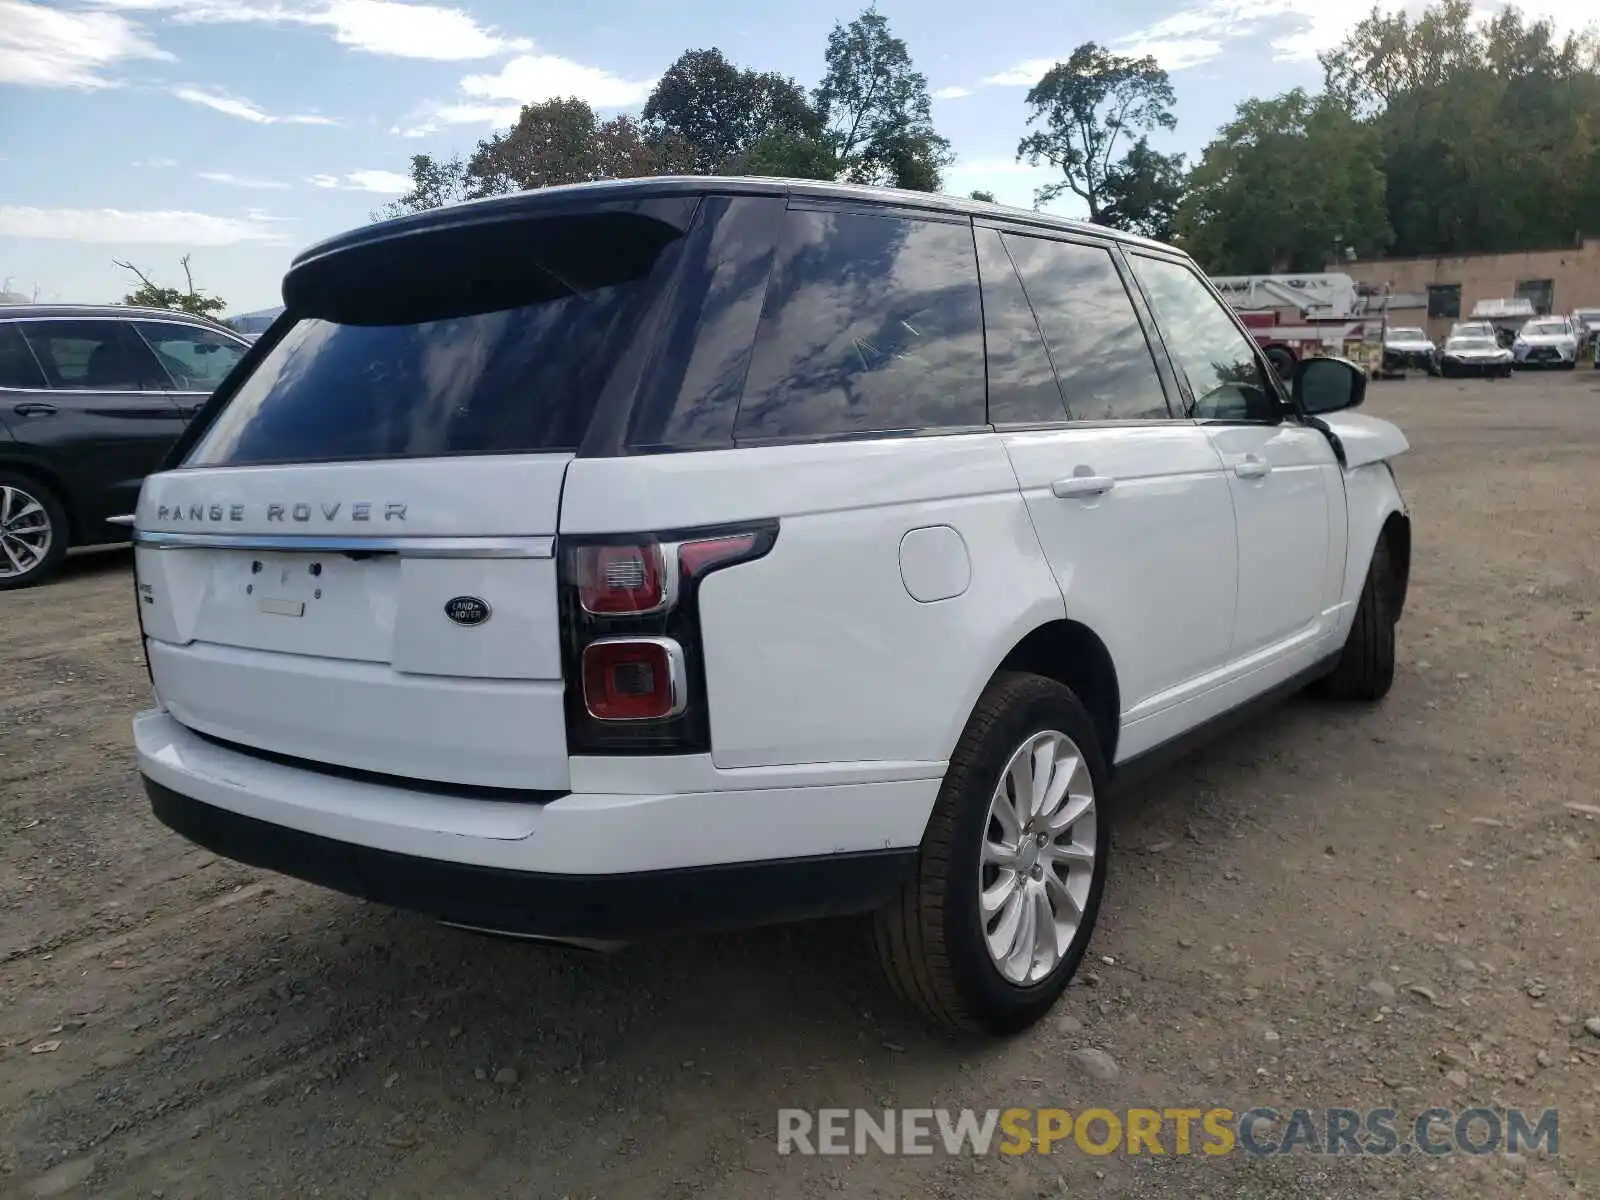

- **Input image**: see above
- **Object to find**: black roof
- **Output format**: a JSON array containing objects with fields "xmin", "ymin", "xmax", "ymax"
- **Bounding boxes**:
[
  {"xmin": 290, "ymin": 175, "xmax": 1178, "ymax": 274},
  {"xmin": 0, "ymin": 303, "xmax": 247, "ymax": 335}
]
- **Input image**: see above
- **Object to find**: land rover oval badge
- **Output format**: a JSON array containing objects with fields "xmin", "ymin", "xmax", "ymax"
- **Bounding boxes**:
[{"xmin": 444, "ymin": 596, "xmax": 491, "ymax": 627}]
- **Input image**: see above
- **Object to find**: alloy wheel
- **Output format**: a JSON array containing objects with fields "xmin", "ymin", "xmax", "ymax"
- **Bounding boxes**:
[
  {"xmin": 0, "ymin": 483, "xmax": 54, "ymax": 580},
  {"xmin": 978, "ymin": 730, "xmax": 1098, "ymax": 985}
]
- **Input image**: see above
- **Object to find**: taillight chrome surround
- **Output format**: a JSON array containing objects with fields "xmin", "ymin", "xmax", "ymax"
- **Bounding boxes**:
[{"xmin": 558, "ymin": 521, "xmax": 778, "ymax": 755}]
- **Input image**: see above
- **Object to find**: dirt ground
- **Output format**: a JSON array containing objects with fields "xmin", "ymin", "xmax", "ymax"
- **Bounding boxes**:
[{"xmin": 2, "ymin": 370, "xmax": 1598, "ymax": 1200}]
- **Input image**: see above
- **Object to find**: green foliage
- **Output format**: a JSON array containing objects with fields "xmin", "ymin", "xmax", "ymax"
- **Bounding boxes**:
[
  {"xmin": 1177, "ymin": 89, "xmax": 1391, "ymax": 273},
  {"xmin": 644, "ymin": 48, "xmax": 824, "ymax": 175},
  {"xmin": 1320, "ymin": 0, "xmax": 1600, "ymax": 258},
  {"xmin": 113, "ymin": 255, "xmax": 227, "ymax": 319},
  {"xmin": 373, "ymin": 154, "xmax": 469, "ymax": 221},
  {"xmin": 814, "ymin": 7, "xmax": 952, "ymax": 190},
  {"xmin": 1016, "ymin": 43, "xmax": 1178, "ymax": 226},
  {"xmin": 968, "ymin": 190, "xmax": 997, "ymax": 203}
]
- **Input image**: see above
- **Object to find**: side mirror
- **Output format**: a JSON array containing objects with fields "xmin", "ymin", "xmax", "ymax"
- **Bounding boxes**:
[{"xmin": 1294, "ymin": 355, "xmax": 1367, "ymax": 415}]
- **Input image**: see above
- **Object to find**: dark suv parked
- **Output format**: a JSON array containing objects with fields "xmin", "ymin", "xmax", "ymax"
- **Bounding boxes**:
[{"xmin": 0, "ymin": 305, "xmax": 251, "ymax": 588}]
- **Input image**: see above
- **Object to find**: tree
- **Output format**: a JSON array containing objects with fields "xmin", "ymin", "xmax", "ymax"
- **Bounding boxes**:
[
  {"xmin": 1176, "ymin": 89, "xmax": 1391, "ymax": 274},
  {"xmin": 113, "ymin": 255, "xmax": 227, "ymax": 319},
  {"xmin": 465, "ymin": 99, "xmax": 697, "ymax": 195},
  {"xmin": 968, "ymin": 189, "xmax": 997, "ymax": 203},
  {"xmin": 1320, "ymin": 0, "xmax": 1600, "ymax": 257},
  {"xmin": 1098, "ymin": 138, "xmax": 1186, "ymax": 241},
  {"xmin": 1016, "ymin": 43, "xmax": 1178, "ymax": 225},
  {"xmin": 373, "ymin": 153, "xmax": 470, "ymax": 220},
  {"xmin": 814, "ymin": 6, "xmax": 952, "ymax": 190},
  {"xmin": 643, "ymin": 48, "xmax": 826, "ymax": 175}
]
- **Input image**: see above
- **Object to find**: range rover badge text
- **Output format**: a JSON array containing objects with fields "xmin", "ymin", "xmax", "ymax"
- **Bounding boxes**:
[{"xmin": 444, "ymin": 596, "xmax": 491, "ymax": 627}]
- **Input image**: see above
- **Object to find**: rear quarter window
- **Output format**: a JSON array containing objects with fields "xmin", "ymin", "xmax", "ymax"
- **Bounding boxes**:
[{"xmin": 733, "ymin": 208, "xmax": 986, "ymax": 442}]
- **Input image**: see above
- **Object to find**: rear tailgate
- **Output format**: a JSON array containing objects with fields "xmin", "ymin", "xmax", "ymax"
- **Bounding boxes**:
[{"xmin": 137, "ymin": 457, "xmax": 572, "ymax": 789}]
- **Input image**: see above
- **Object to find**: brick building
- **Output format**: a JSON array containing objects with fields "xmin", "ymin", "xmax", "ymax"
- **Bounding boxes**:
[{"xmin": 1345, "ymin": 239, "xmax": 1600, "ymax": 341}]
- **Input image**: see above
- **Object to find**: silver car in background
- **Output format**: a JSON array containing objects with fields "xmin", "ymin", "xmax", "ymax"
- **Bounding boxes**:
[{"xmin": 1512, "ymin": 318, "xmax": 1579, "ymax": 369}]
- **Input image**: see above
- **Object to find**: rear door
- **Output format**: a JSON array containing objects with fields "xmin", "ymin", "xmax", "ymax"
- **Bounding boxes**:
[
  {"xmin": 1124, "ymin": 252, "xmax": 1342, "ymax": 666},
  {"xmin": 978, "ymin": 224, "xmax": 1239, "ymax": 756},
  {"xmin": 13, "ymin": 317, "xmax": 188, "ymax": 527},
  {"xmin": 135, "ymin": 203, "xmax": 693, "ymax": 791},
  {"xmin": 130, "ymin": 319, "xmax": 251, "ymax": 417}
]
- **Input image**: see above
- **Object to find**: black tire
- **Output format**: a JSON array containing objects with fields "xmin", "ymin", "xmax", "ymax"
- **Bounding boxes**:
[
  {"xmin": 0, "ymin": 470, "xmax": 69, "ymax": 590},
  {"xmin": 873, "ymin": 672, "xmax": 1111, "ymax": 1036},
  {"xmin": 1440, "ymin": 362, "xmax": 1455, "ymax": 379},
  {"xmin": 1316, "ymin": 535, "xmax": 1397, "ymax": 702}
]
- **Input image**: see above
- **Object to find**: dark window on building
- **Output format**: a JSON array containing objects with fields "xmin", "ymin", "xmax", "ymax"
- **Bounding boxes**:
[
  {"xmin": 1515, "ymin": 278, "xmax": 1554, "ymax": 315},
  {"xmin": 1427, "ymin": 284, "xmax": 1462, "ymax": 320},
  {"xmin": 0, "ymin": 322, "xmax": 48, "ymax": 390},
  {"xmin": 974, "ymin": 227, "xmax": 1068, "ymax": 425},
  {"xmin": 20, "ymin": 320, "xmax": 171, "ymax": 390},
  {"xmin": 1004, "ymin": 234, "xmax": 1171, "ymax": 421},
  {"xmin": 734, "ymin": 208, "xmax": 986, "ymax": 442}
]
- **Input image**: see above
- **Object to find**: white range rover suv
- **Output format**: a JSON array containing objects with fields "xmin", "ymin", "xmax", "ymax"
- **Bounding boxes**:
[{"xmin": 130, "ymin": 178, "xmax": 1412, "ymax": 1035}]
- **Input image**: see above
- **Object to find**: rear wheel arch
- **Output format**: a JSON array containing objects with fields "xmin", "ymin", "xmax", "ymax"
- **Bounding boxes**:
[{"xmin": 992, "ymin": 620, "xmax": 1121, "ymax": 767}]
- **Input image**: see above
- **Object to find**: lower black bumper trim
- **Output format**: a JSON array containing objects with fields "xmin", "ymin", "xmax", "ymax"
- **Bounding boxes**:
[{"xmin": 145, "ymin": 778, "xmax": 917, "ymax": 940}]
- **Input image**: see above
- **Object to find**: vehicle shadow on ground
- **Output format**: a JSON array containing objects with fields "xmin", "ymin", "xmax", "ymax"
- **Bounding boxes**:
[{"xmin": 60, "ymin": 544, "xmax": 133, "ymax": 581}]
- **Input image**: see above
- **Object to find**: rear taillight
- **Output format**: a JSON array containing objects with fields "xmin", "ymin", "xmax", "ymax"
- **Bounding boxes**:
[
  {"xmin": 582, "ymin": 637, "xmax": 686, "ymax": 721},
  {"xmin": 559, "ymin": 522, "xmax": 777, "ymax": 755}
]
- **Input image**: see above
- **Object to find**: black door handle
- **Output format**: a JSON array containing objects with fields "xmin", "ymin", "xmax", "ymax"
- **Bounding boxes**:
[{"xmin": 13, "ymin": 402, "xmax": 58, "ymax": 417}]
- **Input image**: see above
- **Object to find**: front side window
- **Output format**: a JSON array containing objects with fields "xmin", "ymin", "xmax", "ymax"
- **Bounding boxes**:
[
  {"xmin": 1128, "ymin": 255, "xmax": 1280, "ymax": 423},
  {"xmin": 19, "ymin": 320, "xmax": 171, "ymax": 391},
  {"xmin": 1002, "ymin": 234, "xmax": 1171, "ymax": 422},
  {"xmin": 134, "ymin": 322, "xmax": 248, "ymax": 391},
  {"xmin": 0, "ymin": 322, "xmax": 47, "ymax": 390},
  {"xmin": 735, "ymin": 208, "xmax": 985, "ymax": 441}
]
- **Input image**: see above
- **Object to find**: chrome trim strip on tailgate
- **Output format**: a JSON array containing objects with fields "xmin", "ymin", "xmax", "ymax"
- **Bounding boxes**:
[{"xmin": 131, "ymin": 530, "xmax": 555, "ymax": 559}]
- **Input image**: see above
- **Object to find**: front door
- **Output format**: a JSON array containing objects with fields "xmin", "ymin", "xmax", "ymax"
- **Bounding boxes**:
[
  {"xmin": 1125, "ymin": 253, "xmax": 1340, "ymax": 664},
  {"xmin": 131, "ymin": 319, "xmax": 251, "ymax": 419},
  {"xmin": 975, "ymin": 226, "xmax": 1239, "ymax": 753}
]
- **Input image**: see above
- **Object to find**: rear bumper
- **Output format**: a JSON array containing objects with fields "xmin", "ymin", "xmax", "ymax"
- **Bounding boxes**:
[
  {"xmin": 135, "ymin": 709, "xmax": 934, "ymax": 938},
  {"xmin": 146, "ymin": 779, "xmax": 914, "ymax": 939}
]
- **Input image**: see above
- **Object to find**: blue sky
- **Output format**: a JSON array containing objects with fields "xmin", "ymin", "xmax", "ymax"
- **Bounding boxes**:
[{"xmin": 0, "ymin": 0, "xmax": 1576, "ymax": 313}]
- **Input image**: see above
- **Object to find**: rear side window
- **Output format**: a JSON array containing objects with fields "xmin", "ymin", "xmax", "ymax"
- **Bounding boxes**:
[
  {"xmin": 974, "ymin": 228, "xmax": 1067, "ymax": 425},
  {"xmin": 20, "ymin": 320, "xmax": 171, "ymax": 391},
  {"xmin": 186, "ymin": 209, "xmax": 687, "ymax": 467},
  {"xmin": 135, "ymin": 322, "xmax": 248, "ymax": 391},
  {"xmin": 0, "ymin": 323, "xmax": 47, "ymax": 390},
  {"xmin": 1002, "ymin": 235, "xmax": 1171, "ymax": 421},
  {"xmin": 734, "ymin": 208, "xmax": 985, "ymax": 441}
]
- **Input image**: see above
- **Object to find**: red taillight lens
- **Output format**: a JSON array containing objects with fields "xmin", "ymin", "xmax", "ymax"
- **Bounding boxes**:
[
  {"xmin": 677, "ymin": 532, "xmax": 759, "ymax": 578},
  {"xmin": 582, "ymin": 638, "xmax": 686, "ymax": 721},
  {"xmin": 576, "ymin": 543, "xmax": 666, "ymax": 615}
]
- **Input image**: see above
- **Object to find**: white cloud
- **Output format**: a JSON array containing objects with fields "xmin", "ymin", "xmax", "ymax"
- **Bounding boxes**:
[
  {"xmin": 459, "ymin": 54, "xmax": 656, "ymax": 109},
  {"xmin": 933, "ymin": 85, "xmax": 973, "ymax": 100},
  {"xmin": 432, "ymin": 101, "xmax": 519, "ymax": 125},
  {"xmin": 0, "ymin": 0, "xmax": 172, "ymax": 88},
  {"xmin": 1116, "ymin": 36, "xmax": 1228, "ymax": 72},
  {"xmin": 307, "ymin": 170, "xmax": 413, "ymax": 193},
  {"xmin": 172, "ymin": 85, "xmax": 339, "ymax": 124},
  {"xmin": 942, "ymin": 156, "xmax": 1081, "ymax": 216},
  {"xmin": 0, "ymin": 206, "xmax": 290, "ymax": 245},
  {"xmin": 132, "ymin": 157, "xmax": 181, "ymax": 168},
  {"xmin": 91, "ymin": 0, "xmax": 531, "ymax": 60},
  {"xmin": 984, "ymin": 59, "xmax": 1057, "ymax": 87},
  {"xmin": 197, "ymin": 170, "xmax": 291, "ymax": 189}
]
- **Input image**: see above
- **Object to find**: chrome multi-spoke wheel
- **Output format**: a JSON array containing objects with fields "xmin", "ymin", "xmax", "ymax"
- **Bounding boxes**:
[
  {"xmin": 0, "ymin": 482, "xmax": 53, "ymax": 580},
  {"xmin": 979, "ymin": 730, "xmax": 1096, "ymax": 985},
  {"xmin": 873, "ymin": 671, "xmax": 1110, "ymax": 1035}
]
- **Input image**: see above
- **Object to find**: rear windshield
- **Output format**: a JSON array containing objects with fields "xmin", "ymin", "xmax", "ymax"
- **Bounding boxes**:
[{"xmin": 186, "ymin": 209, "xmax": 687, "ymax": 467}]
